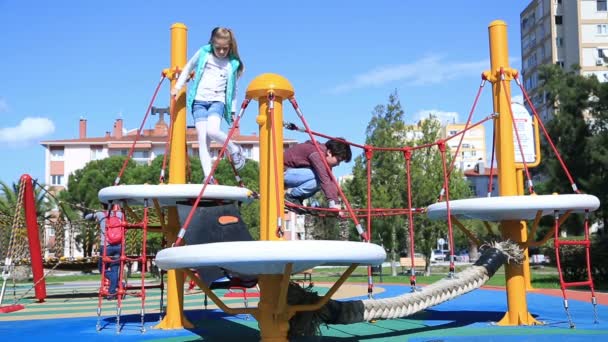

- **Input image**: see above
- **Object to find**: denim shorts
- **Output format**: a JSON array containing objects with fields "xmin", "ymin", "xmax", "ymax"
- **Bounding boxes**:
[{"xmin": 192, "ymin": 100, "xmax": 225, "ymax": 122}]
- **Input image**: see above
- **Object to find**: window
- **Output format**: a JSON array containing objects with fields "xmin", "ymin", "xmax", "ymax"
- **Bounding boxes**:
[
  {"xmin": 555, "ymin": 15, "xmax": 563, "ymax": 25},
  {"xmin": 90, "ymin": 146, "xmax": 103, "ymax": 160},
  {"xmin": 132, "ymin": 150, "xmax": 150, "ymax": 159},
  {"xmin": 448, "ymin": 130, "xmax": 458, "ymax": 136},
  {"xmin": 598, "ymin": 0, "xmax": 607, "ymax": 12},
  {"xmin": 109, "ymin": 149, "xmax": 128, "ymax": 156},
  {"xmin": 242, "ymin": 144, "xmax": 253, "ymax": 158},
  {"xmin": 556, "ymin": 37, "xmax": 563, "ymax": 47},
  {"xmin": 598, "ymin": 48, "xmax": 606, "ymax": 59},
  {"xmin": 556, "ymin": 60, "xmax": 564, "ymax": 68},
  {"xmin": 598, "ymin": 24, "xmax": 608, "ymax": 35},
  {"xmin": 50, "ymin": 147, "xmax": 64, "ymax": 161},
  {"xmin": 540, "ymin": 46, "xmax": 545, "ymax": 59},
  {"xmin": 555, "ymin": 0, "xmax": 562, "ymax": 4},
  {"xmin": 51, "ymin": 175, "xmax": 64, "ymax": 186}
]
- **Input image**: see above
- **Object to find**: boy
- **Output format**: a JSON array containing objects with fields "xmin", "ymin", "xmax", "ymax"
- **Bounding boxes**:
[{"xmin": 283, "ymin": 139, "xmax": 352, "ymax": 212}]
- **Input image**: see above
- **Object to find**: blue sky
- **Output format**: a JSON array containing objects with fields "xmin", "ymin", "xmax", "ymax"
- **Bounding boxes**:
[{"xmin": 0, "ymin": 1, "xmax": 525, "ymax": 185}]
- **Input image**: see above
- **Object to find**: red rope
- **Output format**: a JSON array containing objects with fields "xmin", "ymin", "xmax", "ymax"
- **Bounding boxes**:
[
  {"xmin": 487, "ymin": 120, "xmax": 497, "ymax": 196},
  {"xmin": 514, "ymin": 76, "xmax": 580, "ymax": 193},
  {"xmin": 404, "ymin": 148, "xmax": 418, "ymax": 288},
  {"xmin": 288, "ymin": 98, "xmax": 368, "ymax": 240},
  {"xmin": 438, "ymin": 141, "xmax": 456, "ymax": 275},
  {"xmin": 500, "ymin": 70, "xmax": 534, "ymax": 194},
  {"xmin": 174, "ymin": 99, "xmax": 251, "ymax": 246},
  {"xmin": 114, "ymin": 75, "xmax": 166, "ymax": 186},
  {"xmin": 365, "ymin": 146, "xmax": 373, "ymax": 241},
  {"xmin": 159, "ymin": 97, "xmax": 177, "ymax": 183},
  {"xmin": 447, "ymin": 78, "xmax": 487, "ymax": 178},
  {"xmin": 364, "ymin": 146, "xmax": 374, "ymax": 297},
  {"xmin": 268, "ymin": 93, "xmax": 284, "ymax": 238}
]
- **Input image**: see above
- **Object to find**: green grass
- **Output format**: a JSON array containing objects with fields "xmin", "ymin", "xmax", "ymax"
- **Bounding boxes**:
[
  {"xmin": 16, "ymin": 264, "xmax": 607, "ymax": 291},
  {"xmin": 305, "ymin": 265, "xmax": 607, "ymax": 290},
  {"xmin": 19, "ymin": 272, "xmax": 157, "ymax": 285}
]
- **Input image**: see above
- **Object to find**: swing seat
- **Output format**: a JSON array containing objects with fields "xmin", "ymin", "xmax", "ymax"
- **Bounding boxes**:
[{"xmin": 426, "ymin": 194, "xmax": 600, "ymax": 221}]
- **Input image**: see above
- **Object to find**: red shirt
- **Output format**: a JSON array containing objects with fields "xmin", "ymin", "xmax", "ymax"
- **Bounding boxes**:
[{"xmin": 284, "ymin": 141, "xmax": 339, "ymax": 202}]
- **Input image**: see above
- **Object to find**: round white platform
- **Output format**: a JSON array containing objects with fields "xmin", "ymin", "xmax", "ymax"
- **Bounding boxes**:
[
  {"xmin": 155, "ymin": 240, "xmax": 387, "ymax": 275},
  {"xmin": 426, "ymin": 194, "xmax": 600, "ymax": 221},
  {"xmin": 98, "ymin": 184, "xmax": 255, "ymax": 206}
]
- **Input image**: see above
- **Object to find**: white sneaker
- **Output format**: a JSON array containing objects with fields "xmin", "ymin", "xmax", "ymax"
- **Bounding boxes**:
[{"xmin": 231, "ymin": 145, "xmax": 246, "ymax": 171}]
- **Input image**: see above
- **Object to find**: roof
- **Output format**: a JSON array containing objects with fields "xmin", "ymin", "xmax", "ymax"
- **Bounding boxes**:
[
  {"xmin": 463, "ymin": 168, "xmax": 498, "ymax": 177},
  {"xmin": 41, "ymin": 131, "xmax": 298, "ymax": 146}
]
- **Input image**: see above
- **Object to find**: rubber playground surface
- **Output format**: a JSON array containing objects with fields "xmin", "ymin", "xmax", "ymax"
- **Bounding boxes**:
[{"xmin": 1, "ymin": 280, "xmax": 608, "ymax": 341}]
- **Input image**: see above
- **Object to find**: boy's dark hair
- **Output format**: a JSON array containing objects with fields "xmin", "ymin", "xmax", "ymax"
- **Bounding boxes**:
[{"xmin": 325, "ymin": 138, "xmax": 352, "ymax": 163}]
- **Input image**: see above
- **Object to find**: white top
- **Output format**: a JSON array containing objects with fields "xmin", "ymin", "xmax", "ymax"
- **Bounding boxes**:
[
  {"xmin": 98, "ymin": 184, "xmax": 255, "ymax": 207},
  {"xmin": 155, "ymin": 240, "xmax": 387, "ymax": 275},
  {"xmin": 426, "ymin": 194, "xmax": 600, "ymax": 221},
  {"xmin": 173, "ymin": 49, "xmax": 238, "ymax": 112},
  {"xmin": 197, "ymin": 54, "xmax": 230, "ymax": 103}
]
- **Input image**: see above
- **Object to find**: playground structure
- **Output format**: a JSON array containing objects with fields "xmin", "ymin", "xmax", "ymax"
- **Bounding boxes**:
[{"xmin": 0, "ymin": 19, "xmax": 603, "ymax": 341}]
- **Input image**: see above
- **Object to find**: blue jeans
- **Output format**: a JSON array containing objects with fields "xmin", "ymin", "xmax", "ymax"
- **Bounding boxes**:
[
  {"xmin": 284, "ymin": 168, "xmax": 320, "ymax": 199},
  {"xmin": 192, "ymin": 100, "xmax": 225, "ymax": 123},
  {"xmin": 98, "ymin": 244, "xmax": 121, "ymax": 295}
]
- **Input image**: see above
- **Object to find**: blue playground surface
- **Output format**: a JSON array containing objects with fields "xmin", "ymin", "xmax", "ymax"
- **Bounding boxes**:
[{"xmin": 1, "ymin": 283, "xmax": 607, "ymax": 341}]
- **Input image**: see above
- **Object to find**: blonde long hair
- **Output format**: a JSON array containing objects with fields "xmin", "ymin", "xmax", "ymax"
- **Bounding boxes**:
[{"xmin": 209, "ymin": 27, "xmax": 244, "ymax": 77}]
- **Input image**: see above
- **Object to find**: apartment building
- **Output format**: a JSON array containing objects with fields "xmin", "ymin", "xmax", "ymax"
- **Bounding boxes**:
[
  {"xmin": 441, "ymin": 123, "xmax": 487, "ymax": 171},
  {"xmin": 521, "ymin": 0, "xmax": 608, "ymax": 121},
  {"xmin": 40, "ymin": 107, "xmax": 298, "ymax": 189}
]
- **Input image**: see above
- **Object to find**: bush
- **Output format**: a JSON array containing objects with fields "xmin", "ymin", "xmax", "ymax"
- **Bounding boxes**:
[{"xmin": 543, "ymin": 233, "xmax": 608, "ymax": 283}]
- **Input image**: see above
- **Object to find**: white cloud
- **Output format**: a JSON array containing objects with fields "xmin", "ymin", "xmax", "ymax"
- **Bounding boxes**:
[
  {"xmin": 0, "ymin": 117, "xmax": 55, "ymax": 144},
  {"xmin": 0, "ymin": 97, "xmax": 8, "ymax": 113},
  {"xmin": 329, "ymin": 55, "xmax": 520, "ymax": 93},
  {"xmin": 414, "ymin": 109, "xmax": 459, "ymax": 124}
]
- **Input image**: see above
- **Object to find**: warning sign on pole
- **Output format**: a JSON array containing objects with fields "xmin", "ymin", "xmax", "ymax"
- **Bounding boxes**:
[{"xmin": 510, "ymin": 102, "xmax": 538, "ymax": 165}]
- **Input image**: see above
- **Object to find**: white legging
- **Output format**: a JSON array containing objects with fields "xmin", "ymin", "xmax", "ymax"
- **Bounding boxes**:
[{"xmin": 195, "ymin": 113, "xmax": 238, "ymax": 178}]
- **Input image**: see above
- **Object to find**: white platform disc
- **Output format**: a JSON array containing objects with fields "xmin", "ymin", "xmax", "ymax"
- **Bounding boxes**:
[
  {"xmin": 426, "ymin": 194, "xmax": 600, "ymax": 221},
  {"xmin": 155, "ymin": 240, "xmax": 387, "ymax": 275},
  {"xmin": 98, "ymin": 184, "xmax": 255, "ymax": 206}
]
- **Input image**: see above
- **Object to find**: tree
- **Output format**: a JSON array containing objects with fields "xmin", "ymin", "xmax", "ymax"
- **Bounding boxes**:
[
  {"xmin": 346, "ymin": 91, "xmax": 471, "ymax": 275},
  {"xmin": 537, "ymin": 64, "xmax": 605, "ymax": 235},
  {"xmin": 0, "ymin": 179, "xmax": 55, "ymax": 260}
]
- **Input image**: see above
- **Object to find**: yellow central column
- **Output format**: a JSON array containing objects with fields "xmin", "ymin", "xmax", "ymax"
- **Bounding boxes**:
[
  {"xmin": 247, "ymin": 73, "xmax": 294, "ymax": 241},
  {"xmin": 156, "ymin": 22, "xmax": 193, "ymax": 330},
  {"xmin": 487, "ymin": 20, "xmax": 538, "ymax": 326},
  {"xmin": 246, "ymin": 74, "xmax": 295, "ymax": 341}
]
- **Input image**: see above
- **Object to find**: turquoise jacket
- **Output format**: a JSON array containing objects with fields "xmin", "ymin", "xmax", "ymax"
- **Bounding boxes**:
[{"xmin": 186, "ymin": 44, "xmax": 240, "ymax": 124}]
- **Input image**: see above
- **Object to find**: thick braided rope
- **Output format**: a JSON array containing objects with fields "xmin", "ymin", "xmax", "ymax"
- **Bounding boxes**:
[
  {"xmin": 362, "ymin": 266, "xmax": 488, "ymax": 322},
  {"xmin": 318, "ymin": 241, "xmax": 520, "ymax": 325}
]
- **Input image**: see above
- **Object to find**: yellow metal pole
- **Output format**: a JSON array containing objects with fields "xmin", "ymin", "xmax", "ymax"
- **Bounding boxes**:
[
  {"xmin": 487, "ymin": 20, "xmax": 539, "ymax": 326},
  {"xmin": 245, "ymin": 74, "xmax": 294, "ymax": 341},
  {"xmin": 156, "ymin": 22, "xmax": 193, "ymax": 330},
  {"xmin": 516, "ymin": 170, "xmax": 534, "ymax": 290},
  {"xmin": 246, "ymin": 73, "xmax": 294, "ymax": 241}
]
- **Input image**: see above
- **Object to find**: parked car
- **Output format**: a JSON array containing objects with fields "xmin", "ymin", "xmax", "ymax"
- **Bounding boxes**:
[
  {"xmin": 455, "ymin": 250, "xmax": 470, "ymax": 262},
  {"xmin": 430, "ymin": 250, "xmax": 447, "ymax": 262}
]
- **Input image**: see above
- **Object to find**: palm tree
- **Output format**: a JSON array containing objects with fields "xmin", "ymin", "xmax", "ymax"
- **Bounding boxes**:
[{"xmin": 0, "ymin": 179, "xmax": 56, "ymax": 260}]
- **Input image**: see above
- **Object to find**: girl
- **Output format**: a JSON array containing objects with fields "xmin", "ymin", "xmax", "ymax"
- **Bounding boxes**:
[{"xmin": 171, "ymin": 27, "xmax": 246, "ymax": 183}]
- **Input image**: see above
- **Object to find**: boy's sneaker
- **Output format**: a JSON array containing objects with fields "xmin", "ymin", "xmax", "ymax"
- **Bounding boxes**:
[
  {"xmin": 231, "ymin": 145, "xmax": 246, "ymax": 171},
  {"xmin": 285, "ymin": 194, "xmax": 308, "ymax": 214}
]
